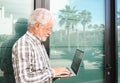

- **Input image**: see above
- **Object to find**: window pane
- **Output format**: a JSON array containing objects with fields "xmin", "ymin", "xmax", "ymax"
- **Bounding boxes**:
[
  {"xmin": 50, "ymin": 0, "xmax": 105, "ymax": 83},
  {"xmin": 0, "ymin": 0, "xmax": 33, "ymax": 83},
  {"xmin": 117, "ymin": 0, "xmax": 120, "ymax": 82}
]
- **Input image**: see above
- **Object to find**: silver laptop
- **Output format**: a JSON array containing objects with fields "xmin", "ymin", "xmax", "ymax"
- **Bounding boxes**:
[{"xmin": 56, "ymin": 49, "xmax": 84, "ymax": 78}]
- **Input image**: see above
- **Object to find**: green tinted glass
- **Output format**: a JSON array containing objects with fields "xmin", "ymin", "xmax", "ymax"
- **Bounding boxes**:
[
  {"xmin": 50, "ymin": 0, "xmax": 105, "ymax": 83},
  {"xmin": 0, "ymin": 1, "xmax": 33, "ymax": 83},
  {"xmin": 117, "ymin": 0, "xmax": 120, "ymax": 82}
]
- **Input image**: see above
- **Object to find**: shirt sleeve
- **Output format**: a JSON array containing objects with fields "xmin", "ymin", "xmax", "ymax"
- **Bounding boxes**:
[{"xmin": 12, "ymin": 40, "xmax": 54, "ymax": 83}]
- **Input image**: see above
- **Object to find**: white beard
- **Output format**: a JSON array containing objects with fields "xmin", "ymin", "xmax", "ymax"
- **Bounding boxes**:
[{"xmin": 41, "ymin": 37, "xmax": 48, "ymax": 42}]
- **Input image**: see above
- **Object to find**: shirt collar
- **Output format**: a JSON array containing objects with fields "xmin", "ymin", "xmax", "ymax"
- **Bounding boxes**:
[{"xmin": 26, "ymin": 31, "xmax": 42, "ymax": 44}]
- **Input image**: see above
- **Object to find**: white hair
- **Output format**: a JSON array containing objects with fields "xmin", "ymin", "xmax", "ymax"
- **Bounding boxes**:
[{"xmin": 28, "ymin": 8, "xmax": 53, "ymax": 28}]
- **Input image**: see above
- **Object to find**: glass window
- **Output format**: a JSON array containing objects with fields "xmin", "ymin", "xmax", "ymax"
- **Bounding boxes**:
[
  {"xmin": 50, "ymin": 0, "xmax": 105, "ymax": 83},
  {"xmin": 0, "ymin": 0, "xmax": 33, "ymax": 83},
  {"xmin": 117, "ymin": 0, "xmax": 120, "ymax": 82}
]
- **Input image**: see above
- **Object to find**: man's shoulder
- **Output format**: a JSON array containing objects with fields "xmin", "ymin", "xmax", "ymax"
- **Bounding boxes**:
[{"xmin": 12, "ymin": 34, "xmax": 27, "ymax": 47}]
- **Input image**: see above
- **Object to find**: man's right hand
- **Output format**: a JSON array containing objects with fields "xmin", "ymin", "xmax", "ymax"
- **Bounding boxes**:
[{"xmin": 52, "ymin": 67, "xmax": 71, "ymax": 78}]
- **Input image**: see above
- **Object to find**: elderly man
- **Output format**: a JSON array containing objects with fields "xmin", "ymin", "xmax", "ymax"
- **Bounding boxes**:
[{"xmin": 12, "ymin": 8, "xmax": 70, "ymax": 83}]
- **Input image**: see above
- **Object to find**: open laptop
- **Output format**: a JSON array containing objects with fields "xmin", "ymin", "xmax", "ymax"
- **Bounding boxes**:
[{"xmin": 56, "ymin": 49, "xmax": 84, "ymax": 78}]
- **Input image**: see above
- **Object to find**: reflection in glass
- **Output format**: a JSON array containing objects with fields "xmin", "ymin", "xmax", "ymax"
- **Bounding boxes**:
[
  {"xmin": 50, "ymin": 0, "xmax": 105, "ymax": 83},
  {"xmin": 117, "ymin": 0, "xmax": 120, "ymax": 82},
  {"xmin": 0, "ymin": 0, "xmax": 33, "ymax": 83}
]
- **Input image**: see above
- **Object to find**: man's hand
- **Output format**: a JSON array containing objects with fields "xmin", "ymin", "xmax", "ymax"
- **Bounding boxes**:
[{"xmin": 52, "ymin": 67, "xmax": 71, "ymax": 78}]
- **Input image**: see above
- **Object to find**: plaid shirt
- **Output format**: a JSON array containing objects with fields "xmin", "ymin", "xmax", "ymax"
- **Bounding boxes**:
[{"xmin": 12, "ymin": 31, "xmax": 54, "ymax": 83}]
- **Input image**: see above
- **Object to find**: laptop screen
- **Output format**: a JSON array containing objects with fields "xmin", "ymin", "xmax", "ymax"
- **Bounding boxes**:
[{"xmin": 71, "ymin": 49, "xmax": 84, "ymax": 75}]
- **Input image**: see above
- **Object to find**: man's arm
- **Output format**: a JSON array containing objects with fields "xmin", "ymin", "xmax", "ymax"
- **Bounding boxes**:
[{"xmin": 12, "ymin": 42, "xmax": 54, "ymax": 83}]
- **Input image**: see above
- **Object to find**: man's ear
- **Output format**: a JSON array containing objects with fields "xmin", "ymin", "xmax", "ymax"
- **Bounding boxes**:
[{"xmin": 34, "ymin": 22, "xmax": 40, "ymax": 30}]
